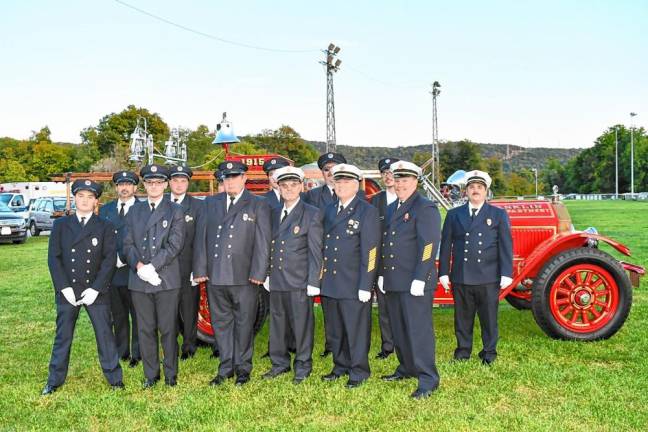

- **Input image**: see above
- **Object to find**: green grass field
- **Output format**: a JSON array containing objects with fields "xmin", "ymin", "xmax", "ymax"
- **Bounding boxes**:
[{"xmin": 0, "ymin": 200, "xmax": 646, "ymax": 431}]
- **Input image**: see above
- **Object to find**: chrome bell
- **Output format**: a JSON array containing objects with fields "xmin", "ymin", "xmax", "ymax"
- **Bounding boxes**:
[{"xmin": 212, "ymin": 112, "xmax": 240, "ymax": 145}]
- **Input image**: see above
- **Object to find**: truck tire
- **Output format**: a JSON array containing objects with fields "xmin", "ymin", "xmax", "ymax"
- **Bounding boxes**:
[
  {"xmin": 531, "ymin": 247, "xmax": 632, "ymax": 341},
  {"xmin": 29, "ymin": 221, "xmax": 41, "ymax": 237},
  {"xmin": 505, "ymin": 292, "xmax": 532, "ymax": 310},
  {"xmin": 196, "ymin": 283, "xmax": 269, "ymax": 345}
]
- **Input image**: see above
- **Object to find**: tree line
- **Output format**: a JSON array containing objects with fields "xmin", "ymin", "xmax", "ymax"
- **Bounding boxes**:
[{"xmin": 1, "ymin": 105, "xmax": 645, "ymax": 196}]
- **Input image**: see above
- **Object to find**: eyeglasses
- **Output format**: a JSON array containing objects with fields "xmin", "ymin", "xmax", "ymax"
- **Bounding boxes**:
[{"xmin": 144, "ymin": 180, "xmax": 167, "ymax": 186}]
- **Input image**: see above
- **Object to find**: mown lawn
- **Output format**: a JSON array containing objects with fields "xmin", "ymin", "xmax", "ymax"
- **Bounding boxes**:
[{"xmin": 0, "ymin": 200, "xmax": 646, "ymax": 431}]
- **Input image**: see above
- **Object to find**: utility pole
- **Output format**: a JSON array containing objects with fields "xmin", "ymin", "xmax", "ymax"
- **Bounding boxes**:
[
  {"xmin": 615, "ymin": 127, "xmax": 619, "ymax": 198},
  {"xmin": 630, "ymin": 112, "xmax": 637, "ymax": 195},
  {"xmin": 429, "ymin": 81, "xmax": 441, "ymax": 186},
  {"xmin": 321, "ymin": 43, "xmax": 341, "ymax": 152}
]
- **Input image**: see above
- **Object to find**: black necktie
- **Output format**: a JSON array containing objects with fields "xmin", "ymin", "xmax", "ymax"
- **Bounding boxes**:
[
  {"xmin": 337, "ymin": 204, "xmax": 344, "ymax": 215},
  {"xmin": 174, "ymin": 198, "xmax": 179, "ymax": 203},
  {"xmin": 228, "ymin": 196, "xmax": 235, "ymax": 213},
  {"xmin": 150, "ymin": 202, "xmax": 156, "ymax": 213},
  {"xmin": 281, "ymin": 209, "xmax": 288, "ymax": 224},
  {"xmin": 80, "ymin": 216, "xmax": 86, "ymax": 226},
  {"xmin": 119, "ymin": 202, "xmax": 125, "ymax": 217},
  {"xmin": 471, "ymin": 208, "xmax": 477, "ymax": 219},
  {"xmin": 397, "ymin": 201, "xmax": 403, "ymax": 210},
  {"xmin": 332, "ymin": 189, "xmax": 337, "ymax": 201}
]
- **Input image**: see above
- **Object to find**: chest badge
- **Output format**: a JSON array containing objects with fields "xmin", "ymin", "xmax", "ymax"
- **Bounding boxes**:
[
  {"xmin": 404, "ymin": 213, "xmax": 410, "ymax": 222},
  {"xmin": 294, "ymin": 225, "xmax": 300, "ymax": 235},
  {"xmin": 487, "ymin": 218, "xmax": 492, "ymax": 226},
  {"xmin": 243, "ymin": 213, "xmax": 249, "ymax": 221},
  {"xmin": 162, "ymin": 220, "xmax": 168, "ymax": 228},
  {"xmin": 185, "ymin": 215, "xmax": 193, "ymax": 223},
  {"xmin": 91, "ymin": 238, "xmax": 98, "ymax": 247}
]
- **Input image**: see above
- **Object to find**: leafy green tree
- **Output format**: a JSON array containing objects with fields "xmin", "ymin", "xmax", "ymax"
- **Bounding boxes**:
[
  {"xmin": 484, "ymin": 157, "xmax": 505, "ymax": 195},
  {"xmin": 246, "ymin": 125, "xmax": 318, "ymax": 166},
  {"xmin": 30, "ymin": 126, "xmax": 52, "ymax": 143},
  {"xmin": 540, "ymin": 158, "xmax": 566, "ymax": 194},
  {"xmin": 0, "ymin": 160, "xmax": 31, "ymax": 182},
  {"xmin": 440, "ymin": 139, "xmax": 483, "ymax": 177}
]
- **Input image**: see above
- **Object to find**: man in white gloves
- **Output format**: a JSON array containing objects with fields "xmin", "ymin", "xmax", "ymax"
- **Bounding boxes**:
[
  {"xmin": 123, "ymin": 164, "xmax": 185, "ymax": 388},
  {"xmin": 378, "ymin": 161, "xmax": 441, "ymax": 399},
  {"xmin": 438, "ymin": 170, "xmax": 513, "ymax": 366},
  {"xmin": 42, "ymin": 179, "xmax": 123, "ymax": 395},
  {"xmin": 261, "ymin": 166, "xmax": 323, "ymax": 384},
  {"xmin": 319, "ymin": 164, "xmax": 380, "ymax": 389}
]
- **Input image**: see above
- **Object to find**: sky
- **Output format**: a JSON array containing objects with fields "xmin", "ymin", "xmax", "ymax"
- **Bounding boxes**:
[{"xmin": 1, "ymin": 0, "xmax": 647, "ymax": 149}]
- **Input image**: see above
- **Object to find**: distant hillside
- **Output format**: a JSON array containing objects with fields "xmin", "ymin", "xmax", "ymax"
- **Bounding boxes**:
[{"xmin": 307, "ymin": 141, "xmax": 582, "ymax": 172}]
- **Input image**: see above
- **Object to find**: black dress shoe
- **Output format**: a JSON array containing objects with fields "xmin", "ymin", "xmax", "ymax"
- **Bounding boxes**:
[
  {"xmin": 210, "ymin": 350, "xmax": 220, "ymax": 359},
  {"xmin": 142, "ymin": 377, "xmax": 160, "ymax": 389},
  {"xmin": 129, "ymin": 358, "xmax": 140, "ymax": 368},
  {"xmin": 261, "ymin": 351, "xmax": 270, "ymax": 359},
  {"xmin": 111, "ymin": 382, "xmax": 125, "ymax": 390},
  {"xmin": 345, "ymin": 379, "xmax": 366, "ymax": 389},
  {"xmin": 321, "ymin": 372, "xmax": 342, "ymax": 382},
  {"xmin": 165, "ymin": 378, "xmax": 177, "ymax": 387},
  {"xmin": 481, "ymin": 358, "xmax": 495, "ymax": 366},
  {"xmin": 293, "ymin": 375, "xmax": 308, "ymax": 384},
  {"xmin": 319, "ymin": 349, "xmax": 332, "ymax": 358},
  {"xmin": 411, "ymin": 387, "xmax": 437, "ymax": 399},
  {"xmin": 180, "ymin": 351, "xmax": 195, "ymax": 361},
  {"xmin": 120, "ymin": 354, "xmax": 131, "ymax": 362},
  {"xmin": 41, "ymin": 384, "xmax": 58, "ymax": 396},
  {"xmin": 381, "ymin": 373, "xmax": 406, "ymax": 382},
  {"xmin": 235, "ymin": 375, "xmax": 250, "ymax": 386},
  {"xmin": 375, "ymin": 350, "xmax": 393, "ymax": 360},
  {"xmin": 209, "ymin": 375, "xmax": 229, "ymax": 386},
  {"xmin": 262, "ymin": 368, "xmax": 290, "ymax": 379}
]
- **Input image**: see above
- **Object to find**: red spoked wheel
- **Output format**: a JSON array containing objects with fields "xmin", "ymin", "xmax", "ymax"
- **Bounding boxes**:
[
  {"xmin": 549, "ymin": 264, "xmax": 619, "ymax": 333},
  {"xmin": 532, "ymin": 247, "xmax": 632, "ymax": 341}
]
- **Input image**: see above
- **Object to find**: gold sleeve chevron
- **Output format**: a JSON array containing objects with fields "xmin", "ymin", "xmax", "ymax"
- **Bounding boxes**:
[
  {"xmin": 422, "ymin": 243, "xmax": 433, "ymax": 262},
  {"xmin": 367, "ymin": 247, "xmax": 377, "ymax": 272}
]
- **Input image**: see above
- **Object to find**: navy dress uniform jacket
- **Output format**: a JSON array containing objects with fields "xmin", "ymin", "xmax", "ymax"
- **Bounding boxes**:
[
  {"xmin": 171, "ymin": 194, "xmax": 204, "ymax": 277},
  {"xmin": 269, "ymin": 200, "xmax": 323, "ymax": 291},
  {"xmin": 263, "ymin": 189, "xmax": 282, "ymax": 210},
  {"xmin": 194, "ymin": 189, "xmax": 272, "ymax": 284},
  {"xmin": 320, "ymin": 196, "xmax": 380, "ymax": 299},
  {"xmin": 438, "ymin": 202, "xmax": 513, "ymax": 285},
  {"xmin": 98, "ymin": 200, "xmax": 132, "ymax": 287},
  {"xmin": 382, "ymin": 192, "xmax": 441, "ymax": 291},
  {"xmin": 48, "ymin": 214, "xmax": 117, "ymax": 305},
  {"xmin": 122, "ymin": 199, "xmax": 186, "ymax": 292},
  {"xmin": 303, "ymin": 184, "xmax": 336, "ymax": 210}
]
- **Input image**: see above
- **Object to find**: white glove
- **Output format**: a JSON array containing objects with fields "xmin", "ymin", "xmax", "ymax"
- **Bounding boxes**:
[
  {"xmin": 116, "ymin": 254, "xmax": 126, "ymax": 268},
  {"xmin": 377, "ymin": 276, "xmax": 385, "ymax": 294},
  {"xmin": 500, "ymin": 276, "xmax": 513, "ymax": 290},
  {"xmin": 138, "ymin": 263, "xmax": 157, "ymax": 280},
  {"xmin": 410, "ymin": 279, "xmax": 425, "ymax": 297},
  {"xmin": 263, "ymin": 276, "xmax": 270, "ymax": 292},
  {"xmin": 148, "ymin": 273, "xmax": 162, "ymax": 286},
  {"xmin": 190, "ymin": 272, "xmax": 199, "ymax": 287},
  {"xmin": 439, "ymin": 275, "xmax": 450, "ymax": 292},
  {"xmin": 80, "ymin": 288, "xmax": 99, "ymax": 306},
  {"xmin": 60, "ymin": 287, "xmax": 78, "ymax": 306},
  {"xmin": 306, "ymin": 285, "xmax": 320, "ymax": 297},
  {"xmin": 358, "ymin": 290, "xmax": 371, "ymax": 303}
]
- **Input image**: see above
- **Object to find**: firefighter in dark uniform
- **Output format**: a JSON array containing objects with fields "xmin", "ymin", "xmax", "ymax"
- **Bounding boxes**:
[
  {"xmin": 42, "ymin": 179, "xmax": 123, "ymax": 395},
  {"xmin": 262, "ymin": 157, "xmax": 290, "ymax": 210},
  {"xmin": 371, "ymin": 157, "xmax": 399, "ymax": 360},
  {"xmin": 262, "ymin": 166, "xmax": 323, "ymax": 384},
  {"xmin": 99, "ymin": 170, "xmax": 141, "ymax": 368},
  {"xmin": 320, "ymin": 164, "xmax": 380, "ymax": 389},
  {"xmin": 167, "ymin": 165, "xmax": 204, "ymax": 360},
  {"xmin": 378, "ymin": 160, "xmax": 441, "ymax": 399},
  {"xmin": 122, "ymin": 164, "xmax": 186, "ymax": 388},
  {"xmin": 303, "ymin": 151, "xmax": 346, "ymax": 357},
  {"xmin": 439, "ymin": 170, "xmax": 513, "ymax": 365},
  {"xmin": 194, "ymin": 161, "xmax": 272, "ymax": 387}
]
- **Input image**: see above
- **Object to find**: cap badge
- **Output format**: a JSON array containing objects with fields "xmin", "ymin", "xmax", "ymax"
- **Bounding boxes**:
[
  {"xmin": 328, "ymin": 153, "xmax": 333, "ymax": 159},
  {"xmin": 177, "ymin": 166, "xmax": 182, "ymax": 171},
  {"xmin": 84, "ymin": 180, "xmax": 91, "ymax": 186},
  {"xmin": 271, "ymin": 159, "xmax": 276, "ymax": 165},
  {"xmin": 227, "ymin": 162, "xmax": 233, "ymax": 169},
  {"xmin": 122, "ymin": 172, "xmax": 127, "ymax": 177},
  {"xmin": 385, "ymin": 159, "xmax": 390, "ymax": 164},
  {"xmin": 151, "ymin": 166, "xmax": 158, "ymax": 172}
]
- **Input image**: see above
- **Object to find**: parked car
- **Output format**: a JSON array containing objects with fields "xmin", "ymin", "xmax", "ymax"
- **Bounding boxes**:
[
  {"xmin": 0, "ymin": 201, "xmax": 28, "ymax": 244},
  {"xmin": 0, "ymin": 192, "xmax": 30, "ymax": 224},
  {"xmin": 28, "ymin": 196, "xmax": 73, "ymax": 236}
]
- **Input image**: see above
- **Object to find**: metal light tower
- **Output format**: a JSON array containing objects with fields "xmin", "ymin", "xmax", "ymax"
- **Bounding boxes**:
[
  {"xmin": 321, "ymin": 43, "xmax": 341, "ymax": 152},
  {"xmin": 430, "ymin": 81, "xmax": 441, "ymax": 186},
  {"xmin": 630, "ymin": 112, "xmax": 637, "ymax": 195}
]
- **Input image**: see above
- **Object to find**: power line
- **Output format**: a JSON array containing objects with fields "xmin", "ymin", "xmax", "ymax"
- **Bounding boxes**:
[{"xmin": 113, "ymin": 0, "xmax": 319, "ymax": 53}]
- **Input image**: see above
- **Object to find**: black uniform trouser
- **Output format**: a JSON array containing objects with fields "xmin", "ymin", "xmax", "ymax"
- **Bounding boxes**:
[
  {"xmin": 375, "ymin": 287, "xmax": 394, "ymax": 353},
  {"xmin": 269, "ymin": 290, "xmax": 314, "ymax": 378},
  {"xmin": 321, "ymin": 296, "xmax": 371, "ymax": 382},
  {"xmin": 386, "ymin": 290, "xmax": 440, "ymax": 392},
  {"xmin": 47, "ymin": 301, "xmax": 123, "ymax": 387},
  {"xmin": 320, "ymin": 298, "xmax": 333, "ymax": 352},
  {"xmin": 178, "ymin": 273, "xmax": 200, "ymax": 354},
  {"xmin": 131, "ymin": 289, "xmax": 180, "ymax": 382},
  {"xmin": 262, "ymin": 288, "xmax": 296, "ymax": 354},
  {"xmin": 452, "ymin": 282, "xmax": 500, "ymax": 362},
  {"xmin": 110, "ymin": 283, "xmax": 140, "ymax": 360},
  {"xmin": 208, "ymin": 284, "xmax": 258, "ymax": 378}
]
